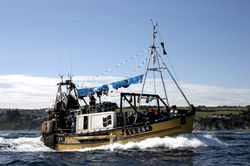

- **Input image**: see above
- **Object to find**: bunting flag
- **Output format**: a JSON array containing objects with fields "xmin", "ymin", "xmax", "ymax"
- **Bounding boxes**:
[
  {"xmin": 97, "ymin": 53, "xmax": 143, "ymax": 77},
  {"xmin": 160, "ymin": 42, "xmax": 167, "ymax": 55},
  {"xmin": 77, "ymin": 74, "xmax": 144, "ymax": 97}
]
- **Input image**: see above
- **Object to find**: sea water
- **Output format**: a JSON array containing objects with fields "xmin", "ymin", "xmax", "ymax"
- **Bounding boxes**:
[{"xmin": 0, "ymin": 130, "xmax": 249, "ymax": 165}]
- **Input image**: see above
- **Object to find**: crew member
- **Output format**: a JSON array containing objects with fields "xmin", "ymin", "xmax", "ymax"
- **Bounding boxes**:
[{"xmin": 89, "ymin": 94, "xmax": 96, "ymax": 112}]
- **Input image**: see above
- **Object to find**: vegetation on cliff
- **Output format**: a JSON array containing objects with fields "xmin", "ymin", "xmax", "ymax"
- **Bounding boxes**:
[
  {"xmin": 0, "ymin": 108, "xmax": 47, "ymax": 130},
  {"xmin": 194, "ymin": 106, "xmax": 250, "ymax": 130}
]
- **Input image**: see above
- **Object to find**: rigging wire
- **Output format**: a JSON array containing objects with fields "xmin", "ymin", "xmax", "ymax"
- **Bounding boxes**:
[
  {"xmin": 156, "ymin": 23, "xmax": 163, "ymax": 44},
  {"xmin": 76, "ymin": 49, "xmax": 149, "ymax": 90},
  {"xmin": 156, "ymin": 23, "xmax": 167, "ymax": 55},
  {"xmin": 153, "ymin": 69, "xmax": 157, "ymax": 95},
  {"xmin": 58, "ymin": 51, "xmax": 63, "ymax": 77},
  {"xmin": 128, "ymin": 56, "xmax": 148, "ymax": 77},
  {"xmin": 77, "ymin": 49, "xmax": 149, "ymax": 89},
  {"xmin": 96, "ymin": 49, "xmax": 148, "ymax": 78},
  {"xmin": 156, "ymin": 26, "xmax": 184, "ymax": 91},
  {"xmin": 70, "ymin": 52, "xmax": 73, "ymax": 75},
  {"xmin": 142, "ymin": 78, "xmax": 153, "ymax": 92},
  {"xmin": 165, "ymin": 55, "xmax": 183, "ymax": 90},
  {"xmin": 158, "ymin": 53, "xmax": 191, "ymax": 106},
  {"xmin": 156, "ymin": 23, "xmax": 184, "ymax": 97}
]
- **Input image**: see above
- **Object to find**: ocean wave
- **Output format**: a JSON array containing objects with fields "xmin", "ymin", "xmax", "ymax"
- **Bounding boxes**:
[
  {"xmin": 0, "ymin": 133, "xmax": 226, "ymax": 152},
  {"xmin": 75, "ymin": 133, "xmax": 226, "ymax": 152},
  {"xmin": 0, "ymin": 136, "xmax": 53, "ymax": 152},
  {"xmin": 76, "ymin": 136, "xmax": 204, "ymax": 152}
]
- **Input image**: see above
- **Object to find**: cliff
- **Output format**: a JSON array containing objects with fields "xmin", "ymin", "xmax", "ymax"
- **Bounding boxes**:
[
  {"xmin": 0, "ymin": 108, "xmax": 47, "ymax": 130},
  {"xmin": 194, "ymin": 114, "xmax": 250, "ymax": 130},
  {"xmin": 194, "ymin": 106, "xmax": 250, "ymax": 130}
]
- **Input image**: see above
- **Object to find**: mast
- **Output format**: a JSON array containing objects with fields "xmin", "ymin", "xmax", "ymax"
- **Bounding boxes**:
[
  {"xmin": 138, "ymin": 20, "xmax": 169, "ymax": 109},
  {"xmin": 138, "ymin": 20, "xmax": 191, "ymax": 110}
]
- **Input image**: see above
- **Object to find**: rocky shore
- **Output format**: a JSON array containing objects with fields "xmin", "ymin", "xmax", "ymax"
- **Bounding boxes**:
[
  {"xmin": 194, "ymin": 106, "xmax": 250, "ymax": 130},
  {"xmin": 194, "ymin": 114, "xmax": 250, "ymax": 130}
]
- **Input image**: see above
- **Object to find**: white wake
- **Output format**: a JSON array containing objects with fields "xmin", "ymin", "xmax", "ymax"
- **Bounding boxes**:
[
  {"xmin": 0, "ymin": 136, "xmax": 52, "ymax": 152},
  {"xmin": 0, "ymin": 133, "xmax": 225, "ymax": 152},
  {"xmin": 75, "ymin": 133, "xmax": 226, "ymax": 152}
]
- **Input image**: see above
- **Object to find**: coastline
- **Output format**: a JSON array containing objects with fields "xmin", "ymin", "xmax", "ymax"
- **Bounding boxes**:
[{"xmin": 0, "ymin": 106, "xmax": 249, "ymax": 131}]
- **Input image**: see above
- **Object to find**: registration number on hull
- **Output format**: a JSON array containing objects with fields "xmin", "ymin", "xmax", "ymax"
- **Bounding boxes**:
[{"xmin": 126, "ymin": 125, "xmax": 152, "ymax": 135}]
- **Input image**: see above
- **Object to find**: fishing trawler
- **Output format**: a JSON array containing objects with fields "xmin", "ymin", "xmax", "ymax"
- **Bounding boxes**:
[{"xmin": 41, "ymin": 21, "xmax": 196, "ymax": 151}]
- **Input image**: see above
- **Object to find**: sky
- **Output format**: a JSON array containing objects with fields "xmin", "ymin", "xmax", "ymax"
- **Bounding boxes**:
[{"xmin": 0, "ymin": 0, "xmax": 250, "ymax": 108}]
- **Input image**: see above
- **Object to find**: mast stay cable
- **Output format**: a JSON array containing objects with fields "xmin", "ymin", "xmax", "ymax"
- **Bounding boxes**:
[{"xmin": 137, "ymin": 20, "xmax": 191, "ymax": 112}]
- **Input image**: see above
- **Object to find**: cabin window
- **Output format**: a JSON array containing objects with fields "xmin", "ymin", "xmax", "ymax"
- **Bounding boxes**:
[
  {"xmin": 83, "ymin": 116, "xmax": 88, "ymax": 129},
  {"xmin": 103, "ymin": 115, "xmax": 112, "ymax": 127}
]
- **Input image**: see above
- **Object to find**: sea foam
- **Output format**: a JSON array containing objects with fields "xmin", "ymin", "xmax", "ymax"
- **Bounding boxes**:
[
  {"xmin": 75, "ymin": 133, "xmax": 225, "ymax": 152},
  {"xmin": 0, "ymin": 136, "xmax": 53, "ymax": 152},
  {"xmin": 0, "ymin": 133, "xmax": 225, "ymax": 152}
]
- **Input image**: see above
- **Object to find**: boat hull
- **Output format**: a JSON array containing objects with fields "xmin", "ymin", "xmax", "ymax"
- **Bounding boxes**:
[{"xmin": 42, "ymin": 114, "xmax": 194, "ymax": 151}]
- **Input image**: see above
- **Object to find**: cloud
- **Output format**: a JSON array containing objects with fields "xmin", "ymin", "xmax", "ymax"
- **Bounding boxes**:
[
  {"xmin": 0, "ymin": 74, "xmax": 249, "ymax": 109},
  {"xmin": 0, "ymin": 75, "xmax": 58, "ymax": 109}
]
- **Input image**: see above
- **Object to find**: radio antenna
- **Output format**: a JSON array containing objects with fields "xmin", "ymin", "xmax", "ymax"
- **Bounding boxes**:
[{"xmin": 59, "ymin": 74, "xmax": 64, "ymax": 83}]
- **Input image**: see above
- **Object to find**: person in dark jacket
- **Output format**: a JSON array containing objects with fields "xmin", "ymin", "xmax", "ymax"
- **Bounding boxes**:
[{"xmin": 89, "ymin": 94, "xmax": 96, "ymax": 112}]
